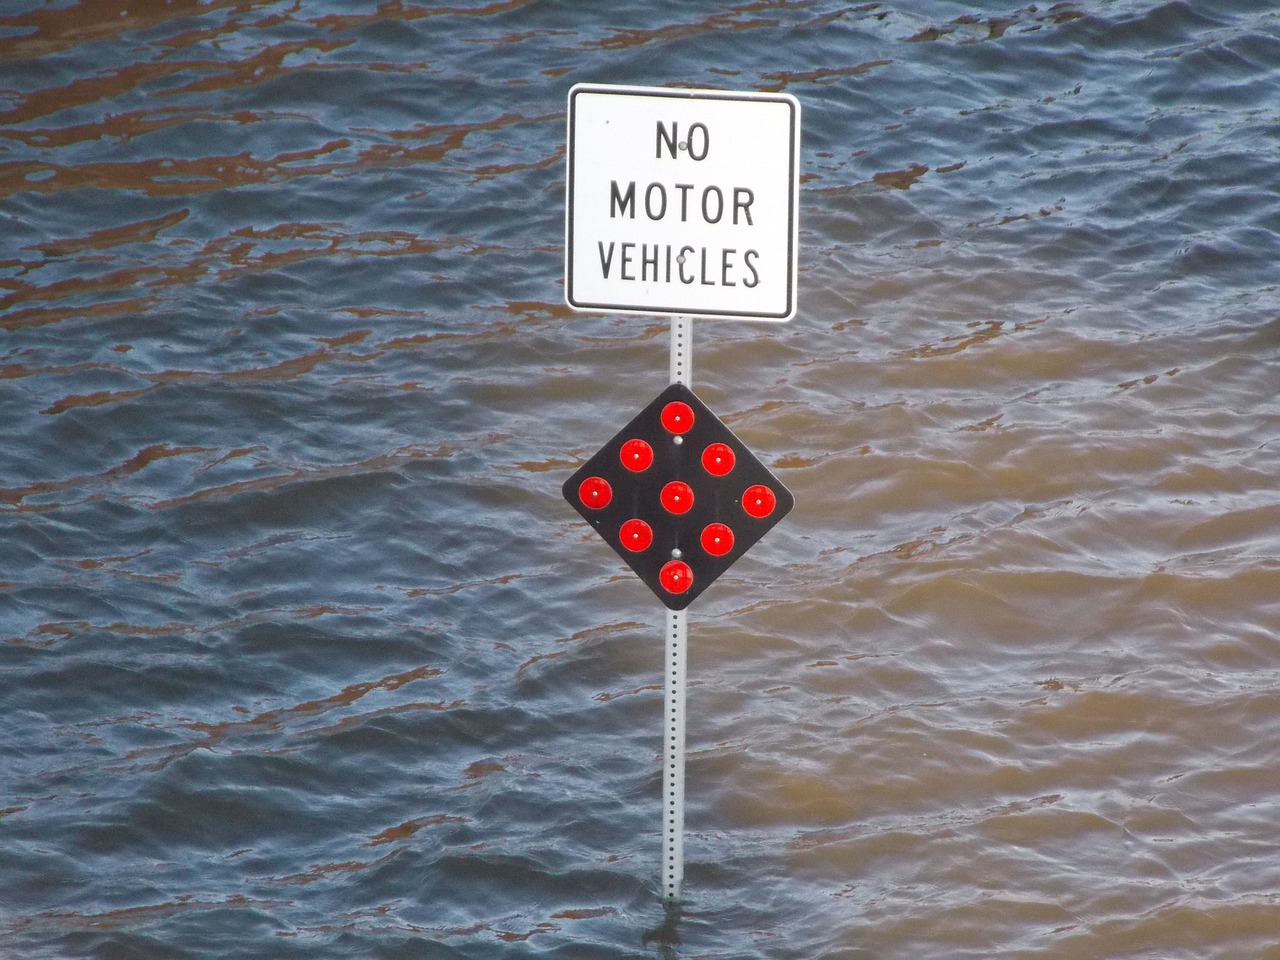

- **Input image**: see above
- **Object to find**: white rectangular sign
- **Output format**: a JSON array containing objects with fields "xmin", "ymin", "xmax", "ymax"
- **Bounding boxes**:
[{"xmin": 565, "ymin": 84, "xmax": 800, "ymax": 321}]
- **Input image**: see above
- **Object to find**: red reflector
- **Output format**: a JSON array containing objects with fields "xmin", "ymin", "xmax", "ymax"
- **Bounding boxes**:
[
  {"xmin": 578, "ymin": 476, "xmax": 613, "ymax": 509},
  {"xmin": 620, "ymin": 438, "xmax": 654, "ymax": 472},
  {"xmin": 660, "ymin": 480, "xmax": 694, "ymax": 515},
  {"xmin": 701, "ymin": 442, "xmax": 735, "ymax": 477},
  {"xmin": 619, "ymin": 518, "xmax": 653, "ymax": 552},
  {"xmin": 659, "ymin": 559, "xmax": 693, "ymax": 594},
  {"xmin": 660, "ymin": 401, "xmax": 695, "ymax": 435},
  {"xmin": 562, "ymin": 383, "xmax": 793, "ymax": 611},
  {"xmin": 701, "ymin": 522, "xmax": 734, "ymax": 557},
  {"xmin": 742, "ymin": 484, "xmax": 776, "ymax": 518}
]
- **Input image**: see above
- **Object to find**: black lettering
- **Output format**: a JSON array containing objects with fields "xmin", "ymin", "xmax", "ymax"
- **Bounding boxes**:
[
  {"xmin": 733, "ymin": 187, "xmax": 754, "ymax": 226},
  {"xmin": 642, "ymin": 244, "xmax": 659, "ymax": 281},
  {"xmin": 675, "ymin": 184, "xmax": 693, "ymax": 222},
  {"xmin": 701, "ymin": 186, "xmax": 724, "ymax": 224},
  {"xmin": 678, "ymin": 246, "xmax": 695, "ymax": 284},
  {"xmin": 700, "ymin": 247, "xmax": 714, "ymax": 285},
  {"xmin": 656, "ymin": 122, "xmax": 678, "ymax": 159},
  {"xmin": 722, "ymin": 248, "xmax": 736, "ymax": 287},
  {"xmin": 598, "ymin": 241, "xmax": 616, "ymax": 278},
  {"xmin": 687, "ymin": 122, "xmax": 710, "ymax": 160},
  {"xmin": 620, "ymin": 242, "xmax": 635, "ymax": 281},
  {"xmin": 610, "ymin": 181, "xmax": 635, "ymax": 219},
  {"xmin": 743, "ymin": 249, "xmax": 760, "ymax": 288},
  {"xmin": 644, "ymin": 183, "xmax": 667, "ymax": 221}
]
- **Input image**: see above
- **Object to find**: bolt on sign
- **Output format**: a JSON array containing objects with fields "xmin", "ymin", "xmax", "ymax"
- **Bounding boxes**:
[
  {"xmin": 563, "ymin": 383, "xmax": 794, "ymax": 610},
  {"xmin": 565, "ymin": 84, "xmax": 800, "ymax": 321}
]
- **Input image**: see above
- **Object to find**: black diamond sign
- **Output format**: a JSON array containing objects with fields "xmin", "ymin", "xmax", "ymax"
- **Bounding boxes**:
[{"xmin": 563, "ymin": 383, "xmax": 793, "ymax": 610}]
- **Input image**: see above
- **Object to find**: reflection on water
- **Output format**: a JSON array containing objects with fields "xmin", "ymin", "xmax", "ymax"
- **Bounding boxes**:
[
  {"xmin": 2, "ymin": 0, "xmax": 1279, "ymax": 956},
  {"xmin": 642, "ymin": 900, "xmax": 684, "ymax": 959}
]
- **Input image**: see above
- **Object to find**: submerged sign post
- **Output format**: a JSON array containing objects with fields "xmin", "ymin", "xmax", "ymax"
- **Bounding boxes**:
[{"xmin": 563, "ymin": 84, "xmax": 799, "ymax": 905}]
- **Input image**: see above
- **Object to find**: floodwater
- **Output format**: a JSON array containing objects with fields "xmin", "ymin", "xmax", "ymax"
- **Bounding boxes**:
[{"xmin": 2, "ymin": 1, "xmax": 1279, "ymax": 957}]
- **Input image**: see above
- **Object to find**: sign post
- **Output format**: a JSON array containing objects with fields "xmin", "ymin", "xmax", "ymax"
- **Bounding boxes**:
[
  {"xmin": 666, "ymin": 318, "xmax": 689, "ymax": 903},
  {"xmin": 664, "ymin": 605, "xmax": 687, "ymax": 901},
  {"xmin": 563, "ymin": 83, "xmax": 800, "ymax": 904}
]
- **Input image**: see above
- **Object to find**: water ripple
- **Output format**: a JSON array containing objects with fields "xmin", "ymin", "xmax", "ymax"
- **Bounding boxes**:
[{"xmin": 3, "ymin": 0, "xmax": 1280, "ymax": 957}]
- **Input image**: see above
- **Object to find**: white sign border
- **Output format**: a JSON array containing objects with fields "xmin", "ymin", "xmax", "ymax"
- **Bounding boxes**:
[{"xmin": 565, "ymin": 83, "xmax": 800, "ymax": 322}]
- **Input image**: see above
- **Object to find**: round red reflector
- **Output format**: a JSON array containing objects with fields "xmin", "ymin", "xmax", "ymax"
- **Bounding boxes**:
[
  {"xmin": 660, "ymin": 401, "xmax": 695, "ymax": 435},
  {"xmin": 620, "ymin": 438, "xmax": 654, "ymax": 473},
  {"xmin": 701, "ymin": 442, "xmax": 735, "ymax": 477},
  {"xmin": 659, "ymin": 559, "xmax": 693, "ymax": 594},
  {"xmin": 660, "ymin": 480, "xmax": 694, "ymax": 515},
  {"xmin": 701, "ymin": 522, "xmax": 735, "ymax": 557},
  {"xmin": 619, "ymin": 518, "xmax": 653, "ymax": 552},
  {"xmin": 578, "ymin": 476, "xmax": 612, "ymax": 510},
  {"xmin": 742, "ymin": 484, "xmax": 776, "ymax": 519}
]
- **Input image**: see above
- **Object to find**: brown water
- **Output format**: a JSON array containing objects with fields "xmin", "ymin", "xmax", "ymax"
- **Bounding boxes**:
[{"xmin": 2, "ymin": 1, "xmax": 1279, "ymax": 957}]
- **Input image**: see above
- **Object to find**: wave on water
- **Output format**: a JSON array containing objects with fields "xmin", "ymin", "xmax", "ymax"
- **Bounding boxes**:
[{"xmin": 2, "ymin": 1, "xmax": 1278, "ymax": 957}]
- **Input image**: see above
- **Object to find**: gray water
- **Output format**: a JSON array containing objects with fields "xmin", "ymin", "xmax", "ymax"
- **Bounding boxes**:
[{"xmin": 3, "ymin": 1, "xmax": 1280, "ymax": 957}]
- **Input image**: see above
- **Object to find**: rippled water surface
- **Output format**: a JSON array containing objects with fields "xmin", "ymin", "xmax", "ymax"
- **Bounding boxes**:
[{"xmin": 3, "ymin": 1, "xmax": 1280, "ymax": 957}]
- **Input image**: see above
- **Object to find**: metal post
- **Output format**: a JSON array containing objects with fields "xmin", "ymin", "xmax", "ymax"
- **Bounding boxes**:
[
  {"xmin": 670, "ymin": 315, "xmax": 691, "ymax": 387},
  {"xmin": 663, "ymin": 314, "xmax": 691, "ymax": 903},
  {"xmin": 663, "ymin": 606, "xmax": 687, "ymax": 902}
]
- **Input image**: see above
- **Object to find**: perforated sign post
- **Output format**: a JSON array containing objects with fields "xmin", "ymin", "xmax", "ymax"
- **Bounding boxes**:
[{"xmin": 563, "ymin": 83, "xmax": 800, "ymax": 905}]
